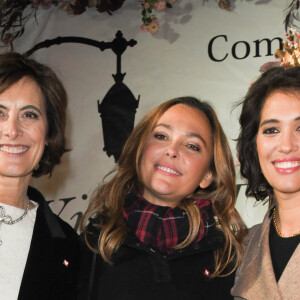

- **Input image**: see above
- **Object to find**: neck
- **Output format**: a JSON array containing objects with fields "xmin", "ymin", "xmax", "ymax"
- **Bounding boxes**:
[
  {"xmin": 0, "ymin": 175, "xmax": 31, "ymax": 209},
  {"xmin": 274, "ymin": 191, "xmax": 300, "ymax": 237},
  {"xmin": 141, "ymin": 192, "xmax": 181, "ymax": 208}
]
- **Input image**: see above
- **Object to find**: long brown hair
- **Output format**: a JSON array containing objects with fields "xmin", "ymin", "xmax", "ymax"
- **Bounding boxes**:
[{"xmin": 81, "ymin": 97, "xmax": 247, "ymax": 277}]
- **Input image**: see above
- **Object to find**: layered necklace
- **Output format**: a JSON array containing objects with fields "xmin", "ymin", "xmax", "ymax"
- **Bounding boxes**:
[
  {"xmin": 272, "ymin": 207, "xmax": 300, "ymax": 238},
  {"xmin": 0, "ymin": 198, "xmax": 30, "ymax": 245}
]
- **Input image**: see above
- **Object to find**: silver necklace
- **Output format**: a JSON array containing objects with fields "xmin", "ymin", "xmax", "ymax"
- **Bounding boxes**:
[{"xmin": 0, "ymin": 198, "xmax": 30, "ymax": 245}]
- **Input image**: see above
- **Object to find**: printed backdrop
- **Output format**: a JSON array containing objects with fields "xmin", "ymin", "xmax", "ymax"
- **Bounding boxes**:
[{"xmin": 3, "ymin": 0, "xmax": 291, "ymax": 230}]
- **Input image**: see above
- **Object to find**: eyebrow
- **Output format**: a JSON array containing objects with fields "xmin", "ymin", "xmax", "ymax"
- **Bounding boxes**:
[
  {"xmin": 0, "ymin": 104, "xmax": 42, "ymax": 114},
  {"xmin": 260, "ymin": 116, "xmax": 300, "ymax": 127},
  {"xmin": 20, "ymin": 105, "xmax": 42, "ymax": 114},
  {"xmin": 155, "ymin": 123, "xmax": 208, "ymax": 147},
  {"xmin": 260, "ymin": 119, "xmax": 279, "ymax": 127}
]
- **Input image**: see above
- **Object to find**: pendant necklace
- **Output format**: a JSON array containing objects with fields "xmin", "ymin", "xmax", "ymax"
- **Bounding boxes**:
[{"xmin": 0, "ymin": 198, "xmax": 30, "ymax": 245}]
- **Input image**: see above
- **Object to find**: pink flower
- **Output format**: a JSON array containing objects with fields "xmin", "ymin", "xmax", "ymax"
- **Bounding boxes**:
[
  {"xmin": 259, "ymin": 60, "xmax": 281, "ymax": 73},
  {"xmin": 154, "ymin": 0, "xmax": 166, "ymax": 12},
  {"xmin": 143, "ymin": 2, "xmax": 150, "ymax": 9},
  {"xmin": 234, "ymin": 160, "xmax": 240, "ymax": 167},
  {"xmin": 30, "ymin": 0, "xmax": 53, "ymax": 9},
  {"xmin": 148, "ymin": 19, "xmax": 159, "ymax": 34},
  {"xmin": 140, "ymin": 24, "xmax": 149, "ymax": 32}
]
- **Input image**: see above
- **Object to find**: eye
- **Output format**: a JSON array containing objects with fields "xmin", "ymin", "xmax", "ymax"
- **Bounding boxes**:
[
  {"xmin": 154, "ymin": 133, "xmax": 167, "ymax": 140},
  {"xmin": 187, "ymin": 143, "xmax": 200, "ymax": 152},
  {"xmin": 262, "ymin": 127, "xmax": 279, "ymax": 135},
  {"xmin": 23, "ymin": 110, "xmax": 39, "ymax": 119},
  {"xmin": 0, "ymin": 109, "xmax": 6, "ymax": 117}
]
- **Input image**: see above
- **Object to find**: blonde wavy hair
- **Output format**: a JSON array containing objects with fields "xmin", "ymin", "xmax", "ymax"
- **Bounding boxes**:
[{"xmin": 81, "ymin": 97, "xmax": 247, "ymax": 277}]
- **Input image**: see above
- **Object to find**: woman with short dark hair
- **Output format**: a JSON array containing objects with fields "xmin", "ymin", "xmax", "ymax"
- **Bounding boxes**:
[
  {"xmin": 232, "ymin": 67, "xmax": 300, "ymax": 299},
  {"xmin": 0, "ymin": 52, "xmax": 82, "ymax": 300}
]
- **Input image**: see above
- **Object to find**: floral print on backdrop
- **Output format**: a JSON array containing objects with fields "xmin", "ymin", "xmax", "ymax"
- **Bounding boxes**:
[
  {"xmin": 0, "ymin": 0, "xmax": 245, "ymax": 46},
  {"xmin": 258, "ymin": 0, "xmax": 300, "ymax": 71},
  {"xmin": 140, "ymin": 0, "xmax": 176, "ymax": 34},
  {"xmin": 260, "ymin": 27, "xmax": 300, "ymax": 72},
  {"xmin": 0, "ymin": 0, "xmax": 126, "ymax": 46},
  {"xmin": 0, "ymin": 0, "xmax": 299, "ymax": 47}
]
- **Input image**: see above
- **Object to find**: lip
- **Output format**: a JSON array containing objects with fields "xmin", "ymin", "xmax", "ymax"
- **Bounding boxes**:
[
  {"xmin": 0, "ymin": 144, "xmax": 29, "ymax": 156},
  {"xmin": 273, "ymin": 158, "xmax": 300, "ymax": 174},
  {"xmin": 155, "ymin": 163, "xmax": 182, "ymax": 176}
]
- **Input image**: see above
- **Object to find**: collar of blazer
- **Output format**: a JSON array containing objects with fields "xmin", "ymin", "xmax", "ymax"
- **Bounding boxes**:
[
  {"xmin": 27, "ymin": 185, "xmax": 66, "ymax": 239},
  {"xmin": 232, "ymin": 212, "xmax": 300, "ymax": 300},
  {"xmin": 17, "ymin": 186, "xmax": 79, "ymax": 300}
]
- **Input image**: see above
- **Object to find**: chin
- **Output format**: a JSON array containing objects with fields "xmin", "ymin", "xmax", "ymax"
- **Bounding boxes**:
[
  {"xmin": 0, "ymin": 168, "xmax": 32, "ymax": 178},
  {"xmin": 275, "ymin": 186, "xmax": 300, "ymax": 195}
]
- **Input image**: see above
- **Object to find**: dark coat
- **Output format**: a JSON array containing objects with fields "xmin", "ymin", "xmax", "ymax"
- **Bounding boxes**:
[
  {"xmin": 17, "ymin": 186, "xmax": 84, "ymax": 300},
  {"xmin": 81, "ymin": 221, "xmax": 235, "ymax": 300}
]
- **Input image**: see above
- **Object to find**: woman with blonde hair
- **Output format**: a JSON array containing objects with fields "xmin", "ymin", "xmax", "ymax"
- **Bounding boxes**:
[{"xmin": 81, "ymin": 96, "xmax": 246, "ymax": 300}]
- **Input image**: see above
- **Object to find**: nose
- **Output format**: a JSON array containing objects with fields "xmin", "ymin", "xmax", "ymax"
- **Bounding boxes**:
[
  {"xmin": 277, "ymin": 131, "xmax": 297, "ymax": 153},
  {"xmin": 166, "ymin": 142, "xmax": 179, "ymax": 158},
  {"xmin": 2, "ymin": 118, "xmax": 22, "ymax": 139}
]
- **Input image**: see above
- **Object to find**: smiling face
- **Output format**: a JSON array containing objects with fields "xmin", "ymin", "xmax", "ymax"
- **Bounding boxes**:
[
  {"xmin": 139, "ymin": 104, "xmax": 213, "ymax": 207},
  {"xmin": 0, "ymin": 77, "xmax": 47, "ymax": 180},
  {"xmin": 256, "ymin": 91, "xmax": 300, "ymax": 199}
]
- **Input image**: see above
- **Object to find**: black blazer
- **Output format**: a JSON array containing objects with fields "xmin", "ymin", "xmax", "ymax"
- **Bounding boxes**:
[{"xmin": 17, "ymin": 186, "xmax": 83, "ymax": 300}]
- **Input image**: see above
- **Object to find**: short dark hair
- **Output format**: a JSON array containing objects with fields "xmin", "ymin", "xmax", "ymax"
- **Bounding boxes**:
[
  {"xmin": 237, "ymin": 66, "xmax": 300, "ymax": 204},
  {"xmin": 0, "ymin": 52, "xmax": 68, "ymax": 177}
]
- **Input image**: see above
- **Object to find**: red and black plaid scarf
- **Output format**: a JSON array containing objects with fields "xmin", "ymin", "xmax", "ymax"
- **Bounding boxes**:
[{"xmin": 122, "ymin": 192, "xmax": 215, "ymax": 254}]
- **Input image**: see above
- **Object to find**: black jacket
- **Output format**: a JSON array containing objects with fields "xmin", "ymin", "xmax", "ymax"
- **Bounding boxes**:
[
  {"xmin": 17, "ymin": 186, "xmax": 84, "ymax": 300},
  {"xmin": 81, "ymin": 221, "xmax": 235, "ymax": 300}
]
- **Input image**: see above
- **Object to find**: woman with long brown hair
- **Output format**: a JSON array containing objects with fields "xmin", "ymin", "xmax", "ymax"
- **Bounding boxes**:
[{"xmin": 81, "ymin": 96, "xmax": 246, "ymax": 300}]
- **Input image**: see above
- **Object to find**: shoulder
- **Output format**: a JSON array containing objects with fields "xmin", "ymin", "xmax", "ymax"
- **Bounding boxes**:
[
  {"xmin": 82, "ymin": 217, "xmax": 101, "ymax": 250},
  {"xmin": 235, "ymin": 213, "xmax": 271, "ymax": 277},
  {"xmin": 243, "ymin": 223, "xmax": 262, "ymax": 246},
  {"xmin": 55, "ymin": 214, "xmax": 80, "ymax": 240},
  {"xmin": 244, "ymin": 213, "xmax": 271, "ymax": 247},
  {"xmin": 28, "ymin": 185, "xmax": 80, "ymax": 242}
]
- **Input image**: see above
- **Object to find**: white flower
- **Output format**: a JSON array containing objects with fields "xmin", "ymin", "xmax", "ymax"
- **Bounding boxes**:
[{"xmin": 290, "ymin": 27, "xmax": 297, "ymax": 35}]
